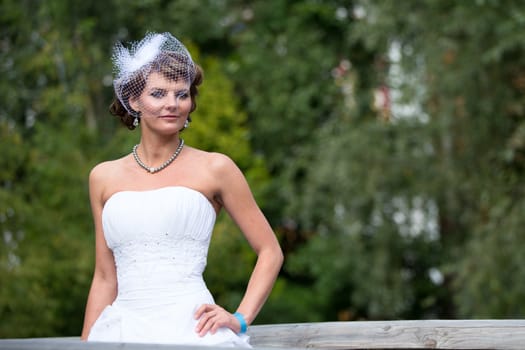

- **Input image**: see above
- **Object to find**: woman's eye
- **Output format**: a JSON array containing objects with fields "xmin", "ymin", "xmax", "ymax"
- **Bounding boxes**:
[
  {"xmin": 176, "ymin": 91, "xmax": 189, "ymax": 99},
  {"xmin": 150, "ymin": 90, "xmax": 166, "ymax": 98}
]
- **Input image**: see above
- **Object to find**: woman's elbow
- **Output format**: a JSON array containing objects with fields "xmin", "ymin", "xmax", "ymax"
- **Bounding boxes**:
[{"xmin": 269, "ymin": 243, "xmax": 284, "ymax": 271}]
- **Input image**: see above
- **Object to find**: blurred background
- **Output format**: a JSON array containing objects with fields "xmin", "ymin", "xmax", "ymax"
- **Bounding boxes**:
[{"xmin": 1, "ymin": 0, "xmax": 525, "ymax": 338}]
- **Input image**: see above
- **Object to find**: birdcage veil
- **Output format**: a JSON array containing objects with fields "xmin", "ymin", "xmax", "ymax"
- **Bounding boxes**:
[{"xmin": 111, "ymin": 32, "xmax": 197, "ymax": 118}]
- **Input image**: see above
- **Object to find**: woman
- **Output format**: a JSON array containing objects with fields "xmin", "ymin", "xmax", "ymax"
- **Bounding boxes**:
[{"xmin": 80, "ymin": 32, "xmax": 283, "ymax": 347}]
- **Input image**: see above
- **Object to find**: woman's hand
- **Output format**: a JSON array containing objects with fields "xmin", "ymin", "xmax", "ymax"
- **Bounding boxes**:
[{"xmin": 194, "ymin": 304, "xmax": 240, "ymax": 336}]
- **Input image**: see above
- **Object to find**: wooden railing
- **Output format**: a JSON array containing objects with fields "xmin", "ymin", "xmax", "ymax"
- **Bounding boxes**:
[
  {"xmin": 1, "ymin": 320, "xmax": 524, "ymax": 349},
  {"xmin": 249, "ymin": 320, "xmax": 525, "ymax": 349}
]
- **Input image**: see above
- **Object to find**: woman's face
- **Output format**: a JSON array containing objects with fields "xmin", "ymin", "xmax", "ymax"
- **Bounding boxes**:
[{"xmin": 131, "ymin": 71, "xmax": 192, "ymax": 131}]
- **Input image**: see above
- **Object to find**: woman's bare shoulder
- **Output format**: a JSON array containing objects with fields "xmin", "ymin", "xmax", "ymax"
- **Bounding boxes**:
[
  {"xmin": 89, "ymin": 156, "xmax": 132, "ymax": 199},
  {"xmin": 90, "ymin": 158, "xmax": 125, "ymax": 181},
  {"xmin": 188, "ymin": 148, "xmax": 238, "ymax": 174}
]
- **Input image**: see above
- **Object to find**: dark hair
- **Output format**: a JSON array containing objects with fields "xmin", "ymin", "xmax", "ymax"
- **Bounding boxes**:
[{"xmin": 109, "ymin": 53, "xmax": 203, "ymax": 130}]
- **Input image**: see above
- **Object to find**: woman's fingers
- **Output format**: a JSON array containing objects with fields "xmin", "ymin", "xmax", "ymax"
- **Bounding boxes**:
[
  {"xmin": 194, "ymin": 304, "xmax": 237, "ymax": 336},
  {"xmin": 194, "ymin": 303, "xmax": 212, "ymax": 320}
]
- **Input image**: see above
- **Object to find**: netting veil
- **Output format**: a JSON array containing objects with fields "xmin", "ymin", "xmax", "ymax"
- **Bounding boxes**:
[{"xmin": 111, "ymin": 32, "xmax": 197, "ymax": 117}]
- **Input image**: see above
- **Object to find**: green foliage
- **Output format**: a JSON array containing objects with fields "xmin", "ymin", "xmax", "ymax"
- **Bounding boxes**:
[
  {"xmin": 227, "ymin": 1, "xmax": 353, "ymax": 171},
  {"xmin": 283, "ymin": 0, "xmax": 525, "ymax": 321},
  {"xmin": 455, "ymin": 193, "xmax": 525, "ymax": 317},
  {"xmin": 285, "ymin": 119, "xmax": 446, "ymax": 320},
  {"xmin": 0, "ymin": 121, "xmax": 97, "ymax": 336}
]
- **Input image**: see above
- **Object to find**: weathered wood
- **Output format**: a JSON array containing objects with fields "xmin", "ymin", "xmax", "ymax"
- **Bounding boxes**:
[
  {"xmin": 1, "ymin": 320, "xmax": 524, "ymax": 350},
  {"xmin": 0, "ymin": 337, "xmax": 299, "ymax": 350},
  {"xmin": 248, "ymin": 320, "xmax": 525, "ymax": 349}
]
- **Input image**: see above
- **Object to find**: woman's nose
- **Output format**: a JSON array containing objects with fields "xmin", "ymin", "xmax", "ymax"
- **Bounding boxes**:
[{"xmin": 166, "ymin": 93, "xmax": 179, "ymax": 109}]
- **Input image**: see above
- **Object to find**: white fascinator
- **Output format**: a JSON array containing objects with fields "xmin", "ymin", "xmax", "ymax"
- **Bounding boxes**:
[{"xmin": 111, "ymin": 32, "xmax": 196, "ymax": 117}]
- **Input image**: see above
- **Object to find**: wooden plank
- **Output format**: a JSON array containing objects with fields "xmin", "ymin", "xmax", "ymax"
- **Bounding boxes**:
[
  {"xmin": 0, "ymin": 337, "xmax": 299, "ymax": 350},
  {"xmin": 1, "ymin": 320, "xmax": 524, "ymax": 349},
  {"xmin": 247, "ymin": 320, "xmax": 525, "ymax": 349}
]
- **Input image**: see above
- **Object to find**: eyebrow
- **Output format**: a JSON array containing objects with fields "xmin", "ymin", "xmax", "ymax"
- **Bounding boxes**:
[{"xmin": 148, "ymin": 87, "xmax": 189, "ymax": 93}]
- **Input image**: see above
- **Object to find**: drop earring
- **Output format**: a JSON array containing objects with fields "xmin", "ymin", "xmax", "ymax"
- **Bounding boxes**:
[
  {"xmin": 133, "ymin": 111, "xmax": 141, "ymax": 127},
  {"xmin": 184, "ymin": 119, "xmax": 189, "ymax": 129}
]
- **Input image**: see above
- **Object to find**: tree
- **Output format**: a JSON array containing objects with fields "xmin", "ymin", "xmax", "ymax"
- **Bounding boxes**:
[{"xmin": 284, "ymin": 0, "xmax": 525, "ymax": 320}]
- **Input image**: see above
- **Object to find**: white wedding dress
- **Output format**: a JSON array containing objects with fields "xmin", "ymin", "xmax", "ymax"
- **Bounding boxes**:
[{"xmin": 87, "ymin": 186, "xmax": 251, "ymax": 347}]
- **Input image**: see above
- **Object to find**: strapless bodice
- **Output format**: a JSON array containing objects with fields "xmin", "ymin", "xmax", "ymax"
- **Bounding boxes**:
[{"xmin": 102, "ymin": 186, "xmax": 217, "ymax": 298}]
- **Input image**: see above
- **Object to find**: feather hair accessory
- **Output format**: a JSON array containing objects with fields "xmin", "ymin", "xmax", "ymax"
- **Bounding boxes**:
[
  {"xmin": 111, "ymin": 32, "xmax": 196, "ymax": 117},
  {"xmin": 113, "ymin": 33, "xmax": 167, "ymax": 77}
]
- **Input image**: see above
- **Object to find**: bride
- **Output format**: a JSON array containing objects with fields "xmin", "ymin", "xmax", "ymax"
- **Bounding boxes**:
[{"xmin": 80, "ymin": 32, "xmax": 283, "ymax": 347}]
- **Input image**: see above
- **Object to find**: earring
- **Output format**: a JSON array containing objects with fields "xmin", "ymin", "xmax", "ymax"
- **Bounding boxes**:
[
  {"xmin": 184, "ymin": 119, "xmax": 189, "ymax": 129},
  {"xmin": 133, "ymin": 111, "xmax": 141, "ymax": 127}
]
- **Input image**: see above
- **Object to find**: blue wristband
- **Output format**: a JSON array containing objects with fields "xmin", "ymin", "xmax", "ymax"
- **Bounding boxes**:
[{"xmin": 233, "ymin": 312, "xmax": 247, "ymax": 334}]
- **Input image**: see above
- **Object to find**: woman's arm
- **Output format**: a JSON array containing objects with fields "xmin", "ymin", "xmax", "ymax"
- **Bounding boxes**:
[
  {"xmin": 195, "ymin": 154, "xmax": 283, "ymax": 336},
  {"xmin": 80, "ymin": 165, "xmax": 118, "ymax": 340}
]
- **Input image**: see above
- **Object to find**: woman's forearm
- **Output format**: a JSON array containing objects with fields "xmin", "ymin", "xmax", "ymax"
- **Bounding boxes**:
[{"xmin": 235, "ymin": 246, "xmax": 283, "ymax": 325}]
